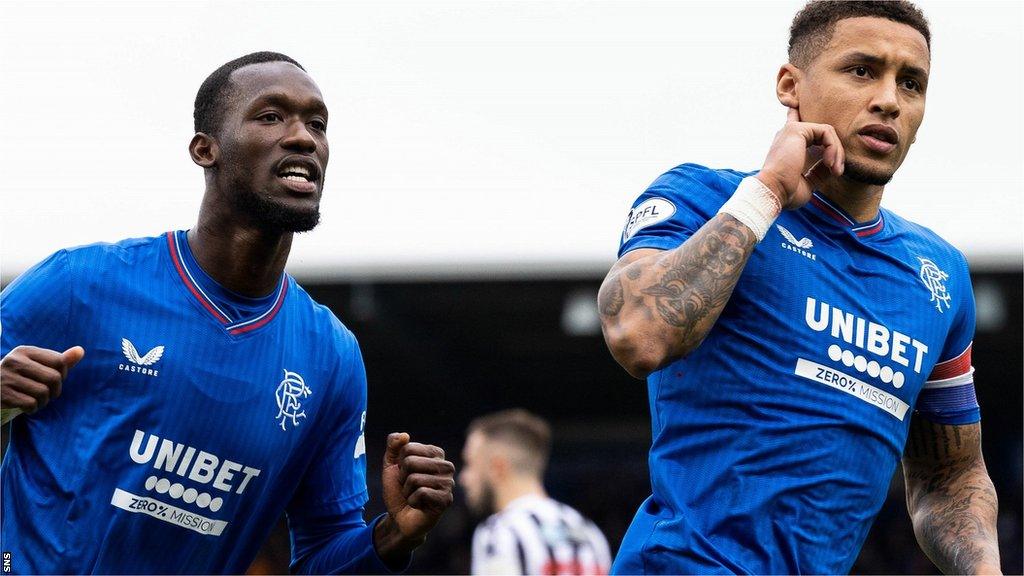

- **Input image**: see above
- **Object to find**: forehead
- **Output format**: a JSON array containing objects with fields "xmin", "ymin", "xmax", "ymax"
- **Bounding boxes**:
[
  {"xmin": 819, "ymin": 16, "xmax": 930, "ymax": 72},
  {"xmin": 226, "ymin": 61, "xmax": 325, "ymax": 112},
  {"xmin": 463, "ymin": 431, "xmax": 486, "ymax": 458}
]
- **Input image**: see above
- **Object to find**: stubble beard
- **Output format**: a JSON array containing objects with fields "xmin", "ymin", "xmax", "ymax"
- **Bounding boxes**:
[
  {"xmin": 228, "ymin": 174, "xmax": 322, "ymax": 233},
  {"xmin": 467, "ymin": 482, "xmax": 497, "ymax": 519},
  {"xmin": 842, "ymin": 158, "xmax": 895, "ymax": 187}
]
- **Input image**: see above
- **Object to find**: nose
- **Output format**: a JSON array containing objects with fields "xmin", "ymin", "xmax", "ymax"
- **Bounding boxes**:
[
  {"xmin": 869, "ymin": 78, "xmax": 901, "ymax": 119},
  {"xmin": 281, "ymin": 119, "xmax": 317, "ymax": 153}
]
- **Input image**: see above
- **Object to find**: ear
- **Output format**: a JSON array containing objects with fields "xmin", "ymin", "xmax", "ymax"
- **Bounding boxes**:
[
  {"xmin": 776, "ymin": 63, "xmax": 801, "ymax": 110},
  {"xmin": 488, "ymin": 454, "xmax": 509, "ymax": 480},
  {"xmin": 189, "ymin": 133, "xmax": 219, "ymax": 168}
]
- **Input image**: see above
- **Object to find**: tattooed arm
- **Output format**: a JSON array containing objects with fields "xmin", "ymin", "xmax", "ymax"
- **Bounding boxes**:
[
  {"xmin": 598, "ymin": 214, "xmax": 757, "ymax": 378},
  {"xmin": 598, "ymin": 107, "xmax": 846, "ymax": 379},
  {"xmin": 903, "ymin": 418, "xmax": 1001, "ymax": 574}
]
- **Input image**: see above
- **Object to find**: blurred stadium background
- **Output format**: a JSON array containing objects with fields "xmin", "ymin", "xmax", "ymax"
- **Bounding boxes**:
[{"xmin": 2, "ymin": 1, "xmax": 1021, "ymax": 574}]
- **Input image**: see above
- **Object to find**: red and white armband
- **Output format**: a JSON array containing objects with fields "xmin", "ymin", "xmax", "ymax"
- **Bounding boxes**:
[{"xmin": 915, "ymin": 343, "xmax": 981, "ymax": 425}]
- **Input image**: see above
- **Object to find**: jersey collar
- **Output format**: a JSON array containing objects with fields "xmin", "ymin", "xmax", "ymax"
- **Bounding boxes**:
[
  {"xmin": 165, "ymin": 231, "xmax": 288, "ymax": 335},
  {"xmin": 807, "ymin": 192, "xmax": 885, "ymax": 238}
]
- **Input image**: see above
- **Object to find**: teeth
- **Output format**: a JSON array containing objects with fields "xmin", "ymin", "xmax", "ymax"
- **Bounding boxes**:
[
  {"xmin": 279, "ymin": 165, "xmax": 311, "ymax": 177},
  {"xmin": 282, "ymin": 175, "xmax": 309, "ymax": 182}
]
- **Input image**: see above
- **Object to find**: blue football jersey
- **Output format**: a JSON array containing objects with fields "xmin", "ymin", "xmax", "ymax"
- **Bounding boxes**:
[
  {"xmin": 611, "ymin": 164, "xmax": 979, "ymax": 575},
  {"xmin": 1, "ymin": 231, "xmax": 392, "ymax": 574}
]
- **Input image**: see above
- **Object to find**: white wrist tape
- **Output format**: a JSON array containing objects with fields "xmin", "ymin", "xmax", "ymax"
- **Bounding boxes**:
[{"xmin": 717, "ymin": 176, "xmax": 782, "ymax": 242}]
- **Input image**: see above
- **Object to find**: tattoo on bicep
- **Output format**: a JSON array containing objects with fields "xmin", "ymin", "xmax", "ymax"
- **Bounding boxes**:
[
  {"xmin": 905, "ymin": 418, "xmax": 966, "ymax": 460},
  {"xmin": 638, "ymin": 215, "xmax": 756, "ymax": 342},
  {"xmin": 598, "ymin": 275, "xmax": 625, "ymax": 317}
]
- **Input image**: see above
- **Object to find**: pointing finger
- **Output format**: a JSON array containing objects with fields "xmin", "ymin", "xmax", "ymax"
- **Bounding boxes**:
[{"xmin": 786, "ymin": 106, "xmax": 801, "ymax": 124}]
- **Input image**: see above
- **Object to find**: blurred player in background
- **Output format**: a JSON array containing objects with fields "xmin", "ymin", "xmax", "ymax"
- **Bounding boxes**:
[
  {"xmin": 461, "ymin": 409, "xmax": 612, "ymax": 575},
  {"xmin": 0, "ymin": 52, "xmax": 454, "ymax": 573},
  {"xmin": 598, "ymin": 1, "xmax": 1001, "ymax": 574}
]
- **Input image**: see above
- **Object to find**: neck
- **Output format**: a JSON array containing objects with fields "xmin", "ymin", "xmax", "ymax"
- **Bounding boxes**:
[
  {"xmin": 189, "ymin": 191, "xmax": 293, "ymax": 298},
  {"xmin": 495, "ymin": 476, "xmax": 546, "ymax": 513},
  {"xmin": 816, "ymin": 173, "xmax": 885, "ymax": 223}
]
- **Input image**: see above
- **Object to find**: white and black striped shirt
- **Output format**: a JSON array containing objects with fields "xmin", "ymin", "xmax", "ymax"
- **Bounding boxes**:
[{"xmin": 471, "ymin": 494, "xmax": 611, "ymax": 575}]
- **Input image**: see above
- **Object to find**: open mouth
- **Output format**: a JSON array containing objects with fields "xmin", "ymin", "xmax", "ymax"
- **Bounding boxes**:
[
  {"xmin": 857, "ymin": 125, "xmax": 899, "ymax": 153},
  {"xmin": 275, "ymin": 157, "xmax": 320, "ymax": 192}
]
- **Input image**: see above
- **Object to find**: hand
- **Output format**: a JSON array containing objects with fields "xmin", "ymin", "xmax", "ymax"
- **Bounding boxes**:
[
  {"xmin": 1, "ymin": 345, "xmax": 84, "ymax": 424},
  {"xmin": 374, "ymin": 432, "xmax": 455, "ymax": 566},
  {"xmin": 757, "ymin": 107, "xmax": 846, "ymax": 210}
]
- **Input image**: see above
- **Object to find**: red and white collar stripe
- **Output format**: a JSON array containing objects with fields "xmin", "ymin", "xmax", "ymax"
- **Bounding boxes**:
[
  {"xmin": 809, "ymin": 192, "xmax": 885, "ymax": 238},
  {"xmin": 166, "ymin": 232, "xmax": 288, "ymax": 335}
]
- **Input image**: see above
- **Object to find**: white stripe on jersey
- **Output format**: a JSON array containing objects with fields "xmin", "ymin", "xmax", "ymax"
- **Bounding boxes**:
[{"xmin": 471, "ymin": 494, "xmax": 611, "ymax": 575}]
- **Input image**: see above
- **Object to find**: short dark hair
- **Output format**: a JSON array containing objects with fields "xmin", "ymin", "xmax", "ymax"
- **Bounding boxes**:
[
  {"xmin": 788, "ymin": 1, "xmax": 930, "ymax": 67},
  {"xmin": 468, "ymin": 409, "xmax": 552, "ymax": 476},
  {"xmin": 193, "ymin": 51, "xmax": 306, "ymax": 135}
]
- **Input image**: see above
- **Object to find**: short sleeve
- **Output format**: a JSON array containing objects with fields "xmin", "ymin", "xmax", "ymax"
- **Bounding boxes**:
[
  {"xmin": 1, "ymin": 250, "xmax": 74, "ymax": 358},
  {"xmin": 618, "ymin": 164, "xmax": 745, "ymax": 258},
  {"xmin": 915, "ymin": 256, "xmax": 980, "ymax": 425}
]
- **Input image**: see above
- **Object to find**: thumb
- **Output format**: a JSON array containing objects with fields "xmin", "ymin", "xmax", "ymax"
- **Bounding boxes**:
[
  {"xmin": 61, "ymin": 346, "xmax": 86, "ymax": 373},
  {"xmin": 786, "ymin": 106, "xmax": 801, "ymax": 123},
  {"xmin": 384, "ymin": 432, "xmax": 410, "ymax": 467}
]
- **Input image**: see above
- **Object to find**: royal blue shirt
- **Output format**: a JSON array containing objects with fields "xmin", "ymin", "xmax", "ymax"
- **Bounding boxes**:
[
  {"xmin": 1, "ymin": 231, "xmax": 397, "ymax": 574},
  {"xmin": 611, "ymin": 164, "xmax": 979, "ymax": 575}
]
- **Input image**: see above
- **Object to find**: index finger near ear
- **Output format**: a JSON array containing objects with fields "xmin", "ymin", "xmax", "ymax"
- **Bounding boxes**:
[
  {"xmin": 786, "ymin": 106, "xmax": 801, "ymax": 124},
  {"xmin": 400, "ymin": 442, "xmax": 446, "ymax": 460},
  {"xmin": 801, "ymin": 124, "xmax": 844, "ymax": 169}
]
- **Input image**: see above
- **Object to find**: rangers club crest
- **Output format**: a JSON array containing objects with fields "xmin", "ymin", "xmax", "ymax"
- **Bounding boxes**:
[
  {"xmin": 275, "ymin": 370, "xmax": 312, "ymax": 431},
  {"xmin": 918, "ymin": 257, "xmax": 951, "ymax": 313}
]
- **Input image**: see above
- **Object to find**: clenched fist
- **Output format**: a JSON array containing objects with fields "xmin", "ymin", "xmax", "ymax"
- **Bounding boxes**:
[
  {"xmin": 1, "ymin": 345, "xmax": 84, "ymax": 424},
  {"xmin": 373, "ymin": 432, "xmax": 455, "ymax": 568}
]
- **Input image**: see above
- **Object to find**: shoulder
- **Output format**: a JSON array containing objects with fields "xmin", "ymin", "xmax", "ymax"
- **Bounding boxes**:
[
  {"xmin": 10, "ymin": 234, "xmax": 166, "ymax": 287},
  {"xmin": 60, "ymin": 233, "xmax": 168, "ymax": 272},
  {"xmin": 288, "ymin": 280, "xmax": 365, "ymax": 370},
  {"xmin": 288, "ymin": 281, "xmax": 359, "ymax": 346},
  {"xmin": 882, "ymin": 209, "xmax": 970, "ymax": 273},
  {"xmin": 646, "ymin": 163, "xmax": 755, "ymax": 201}
]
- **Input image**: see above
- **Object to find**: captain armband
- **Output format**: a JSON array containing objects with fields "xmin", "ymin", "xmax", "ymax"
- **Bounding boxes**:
[
  {"xmin": 717, "ymin": 176, "xmax": 783, "ymax": 242},
  {"xmin": 915, "ymin": 344, "xmax": 981, "ymax": 425}
]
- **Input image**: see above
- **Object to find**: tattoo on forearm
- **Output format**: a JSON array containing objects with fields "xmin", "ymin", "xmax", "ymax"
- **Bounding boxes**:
[
  {"xmin": 602, "ymin": 214, "xmax": 756, "ymax": 354},
  {"xmin": 904, "ymin": 421, "xmax": 1000, "ymax": 574}
]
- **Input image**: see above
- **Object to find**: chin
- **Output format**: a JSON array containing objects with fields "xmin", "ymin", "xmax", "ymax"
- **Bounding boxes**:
[
  {"xmin": 232, "ymin": 184, "xmax": 322, "ymax": 232},
  {"xmin": 842, "ymin": 159, "xmax": 896, "ymax": 186}
]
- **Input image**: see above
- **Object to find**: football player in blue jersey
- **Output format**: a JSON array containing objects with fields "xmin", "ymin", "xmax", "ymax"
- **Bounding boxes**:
[
  {"xmin": 598, "ymin": 2, "xmax": 1001, "ymax": 574},
  {"xmin": 0, "ymin": 52, "xmax": 454, "ymax": 573}
]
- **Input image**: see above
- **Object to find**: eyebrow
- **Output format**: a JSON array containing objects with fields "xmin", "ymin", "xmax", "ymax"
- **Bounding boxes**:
[
  {"xmin": 250, "ymin": 92, "xmax": 328, "ymax": 116},
  {"xmin": 838, "ymin": 51, "xmax": 928, "ymax": 79}
]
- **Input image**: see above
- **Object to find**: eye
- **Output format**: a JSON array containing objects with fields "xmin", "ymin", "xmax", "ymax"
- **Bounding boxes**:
[
  {"xmin": 257, "ymin": 112, "xmax": 282, "ymax": 122},
  {"xmin": 901, "ymin": 78, "xmax": 922, "ymax": 92},
  {"xmin": 309, "ymin": 119, "xmax": 327, "ymax": 132},
  {"xmin": 851, "ymin": 66, "xmax": 871, "ymax": 78}
]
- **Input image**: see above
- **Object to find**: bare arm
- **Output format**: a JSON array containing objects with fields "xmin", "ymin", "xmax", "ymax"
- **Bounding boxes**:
[
  {"xmin": 903, "ymin": 419, "xmax": 1001, "ymax": 574},
  {"xmin": 598, "ymin": 107, "xmax": 845, "ymax": 379},
  {"xmin": 598, "ymin": 214, "xmax": 757, "ymax": 378}
]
